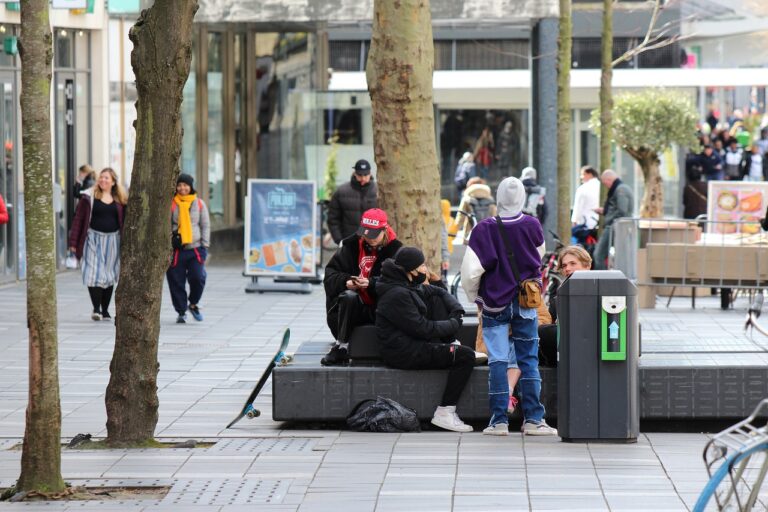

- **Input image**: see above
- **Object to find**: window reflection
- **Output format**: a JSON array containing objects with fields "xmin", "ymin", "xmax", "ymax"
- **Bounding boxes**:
[{"xmin": 207, "ymin": 32, "xmax": 224, "ymax": 221}]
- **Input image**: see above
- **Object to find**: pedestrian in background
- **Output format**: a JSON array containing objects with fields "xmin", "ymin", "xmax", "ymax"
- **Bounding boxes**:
[
  {"xmin": 593, "ymin": 169, "xmax": 634, "ymax": 270},
  {"xmin": 0, "ymin": 191, "xmax": 7, "ymax": 225},
  {"xmin": 68, "ymin": 167, "xmax": 128, "ymax": 321},
  {"xmin": 327, "ymin": 159, "xmax": 377, "ymax": 245},
  {"xmin": 73, "ymin": 164, "xmax": 96, "ymax": 199},
  {"xmin": 570, "ymin": 166, "xmax": 600, "ymax": 244},
  {"xmin": 167, "ymin": 173, "xmax": 210, "ymax": 324}
]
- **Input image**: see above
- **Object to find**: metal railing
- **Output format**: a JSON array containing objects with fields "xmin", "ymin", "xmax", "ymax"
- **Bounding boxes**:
[{"xmin": 612, "ymin": 217, "xmax": 768, "ymax": 290}]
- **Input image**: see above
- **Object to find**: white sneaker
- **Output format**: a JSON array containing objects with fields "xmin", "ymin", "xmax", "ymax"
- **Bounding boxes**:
[
  {"xmin": 431, "ymin": 406, "xmax": 473, "ymax": 433},
  {"xmin": 483, "ymin": 423, "xmax": 509, "ymax": 436},
  {"xmin": 521, "ymin": 420, "xmax": 558, "ymax": 436},
  {"xmin": 474, "ymin": 351, "xmax": 488, "ymax": 365},
  {"xmin": 91, "ymin": 311, "xmax": 102, "ymax": 321}
]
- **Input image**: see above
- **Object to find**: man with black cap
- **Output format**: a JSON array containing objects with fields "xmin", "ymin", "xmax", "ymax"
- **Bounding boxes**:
[
  {"xmin": 376, "ymin": 246, "xmax": 475, "ymax": 432},
  {"xmin": 167, "ymin": 173, "xmax": 210, "ymax": 324},
  {"xmin": 327, "ymin": 159, "xmax": 377, "ymax": 244},
  {"xmin": 322, "ymin": 208, "xmax": 402, "ymax": 366}
]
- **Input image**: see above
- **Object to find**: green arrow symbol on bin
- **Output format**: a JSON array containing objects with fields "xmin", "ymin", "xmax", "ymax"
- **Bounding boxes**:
[{"xmin": 609, "ymin": 321, "xmax": 619, "ymax": 339}]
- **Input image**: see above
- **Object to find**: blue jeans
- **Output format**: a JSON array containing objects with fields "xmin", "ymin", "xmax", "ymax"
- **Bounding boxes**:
[{"xmin": 482, "ymin": 298, "xmax": 545, "ymax": 426}]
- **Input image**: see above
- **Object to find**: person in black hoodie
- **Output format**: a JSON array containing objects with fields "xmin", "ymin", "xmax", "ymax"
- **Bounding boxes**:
[
  {"xmin": 376, "ymin": 246, "xmax": 476, "ymax": 433},
  {"xmin": 327, "ymin": 159, "xmax": 378, "ymax": 244},
  {"xmin": 322, "ymin": 208, "xmax": 402, "ymax": 366}
]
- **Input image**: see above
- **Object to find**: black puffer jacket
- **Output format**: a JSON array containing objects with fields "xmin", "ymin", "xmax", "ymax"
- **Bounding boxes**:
[
  {"xmin": 375, "ymin": 260, "xmax": 464, "ymax": 367},
  {"xmin": 327, "ymin": 174, "xmax": 378, "ymax": 243},
  {"xmin": 323, "ymin": 235, "xmax": 403, "ymax": 315}
]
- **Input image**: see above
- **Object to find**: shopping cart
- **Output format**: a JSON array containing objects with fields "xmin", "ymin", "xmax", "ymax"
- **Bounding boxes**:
[{"xmin": 694, "ymin": 399, "xmax": 768, "ymax": 511}]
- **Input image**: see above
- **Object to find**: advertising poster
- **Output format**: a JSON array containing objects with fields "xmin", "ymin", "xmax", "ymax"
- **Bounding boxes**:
[
  {"xmin": 245, "ymin": 179, "xmax": 317, "ymax": 277},
  {"xmin": 707, "ymin": 181, "xmax": 768, "ymax": 234}
]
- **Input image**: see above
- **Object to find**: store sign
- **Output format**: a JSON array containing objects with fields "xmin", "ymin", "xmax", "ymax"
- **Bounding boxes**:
[
  {"xmin": 707, "ymin": 181, "xmax": 768, "ymax": 235},
  {"xmin": 107, "ymin": 0, "xmax": 140, "ymax": 13},
  {"xmin": 51, "ymin": 0, "xmax": 87, "ymax": 8},
  {"xmin": 244, "ymin": 179, "xmax": 317, "ymax": 277}
]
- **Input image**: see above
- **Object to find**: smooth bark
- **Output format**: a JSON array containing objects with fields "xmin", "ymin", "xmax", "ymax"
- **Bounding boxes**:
[
  {"xmin": 629, "ymin": 148, "xmax": 663, "ymax": 218},
  {"xmin": 366, "ymin": 0, "xmax": 442, "ymax": 268},
  {"xmin": 557, "ymin": 0, "xmax": 573, "ymax": 244},
  {"xmin": 17, "ymin": 0, "xmax": 64, "ymax": 492},
  {"xmin": 105, "ymin": 0, "xmax": 198, "ymax": 444}
]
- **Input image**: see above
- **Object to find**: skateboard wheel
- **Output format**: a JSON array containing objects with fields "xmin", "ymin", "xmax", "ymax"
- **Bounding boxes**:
[{"xmin": 247, "ymin": 409, "xmax": 261, "ymax": 418}]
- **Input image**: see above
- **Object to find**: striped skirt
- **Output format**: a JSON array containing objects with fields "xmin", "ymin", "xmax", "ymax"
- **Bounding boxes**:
[{"xmin": 81, "ymin": 229, "xmax": 121, "ymax": 288}]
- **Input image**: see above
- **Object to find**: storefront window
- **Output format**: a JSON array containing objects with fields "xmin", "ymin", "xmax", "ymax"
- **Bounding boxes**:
[
  {"xmin": 75, "ymin": 73, "xmax": 90, "ymax": 177},
  {"xmin": 234, "ymin": 33, "xmax": 244, "ymax": 220},
  {"xmin": 438, "ymin": 109, "xmax": 529, "ymax": 201},
  {"xmin": 207, "ymin": 32, "xmax": 224, "ymax": 222},
  {"xmin": 55, "ymin": 29, "xmax": 74, "ymax": 68},
  {"xmin": 181, "ymin": 35, "xmax": 197, "ymax": 179}
]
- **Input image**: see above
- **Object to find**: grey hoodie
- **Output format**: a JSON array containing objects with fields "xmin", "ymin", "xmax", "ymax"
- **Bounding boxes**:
[{"xmin": 496, "ymin": 176, "xmax": 526, "ymax": 218}]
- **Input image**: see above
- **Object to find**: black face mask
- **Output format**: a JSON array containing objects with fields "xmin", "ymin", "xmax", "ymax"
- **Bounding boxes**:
[{"xmin": 411, "ymin": 272, "xmax": 427, "ymax": 285}]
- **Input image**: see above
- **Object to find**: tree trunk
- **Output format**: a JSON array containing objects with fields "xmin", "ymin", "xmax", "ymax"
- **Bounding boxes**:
[
  {"xmin": 557, "ymin": 0, "xmax": 573, "ymax": 244},
  {"xmin": 599, "ymin": 0, "xmax": 613, "ymax": 173},
  {"xmin": 105, "ymin": 0, "xmax": 198, "ymax": 445},
  {"xmin": 366, "ymin": 0, "xmax": 442, "ymax": 268},
  {"xmin": 639, "ymin": 153, "xmax": 663, "ymax": 218},
  {"xmin": 17, "ymin": 0, "xmax": 65, "ymax": 493}
]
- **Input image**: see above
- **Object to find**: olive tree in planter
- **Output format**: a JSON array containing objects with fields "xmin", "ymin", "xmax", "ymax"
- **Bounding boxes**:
[{"xmin": 591, "ymin": 89, "xmax": 698, "ymax": 218}]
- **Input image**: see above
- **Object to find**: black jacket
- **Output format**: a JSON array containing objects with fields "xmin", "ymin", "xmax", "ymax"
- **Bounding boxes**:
[
  {"xmin": 323, "ymin": 234, "xmax": 402, "ymax": 313},
  {"xmin": 740, "ymin": 151, "xmax": 768, "ymax": 181},
  {"xmin": 327, "ymin": 174, "xmax": 378, "ymax": 243},
  {"xmin": 375, "ymin": 260, "xmax": 464, "ymax": 367}
]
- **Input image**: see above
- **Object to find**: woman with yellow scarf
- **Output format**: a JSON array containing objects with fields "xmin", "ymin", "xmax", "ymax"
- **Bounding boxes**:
[{"xmin": 167, "ymin": 174, "xmax": 210, "ymax": 323}]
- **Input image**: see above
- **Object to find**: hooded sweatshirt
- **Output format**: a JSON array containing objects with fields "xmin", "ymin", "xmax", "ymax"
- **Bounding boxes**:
[{"xmin": 460, "ymin": 177, "xmax": 545, "ymax": 313}]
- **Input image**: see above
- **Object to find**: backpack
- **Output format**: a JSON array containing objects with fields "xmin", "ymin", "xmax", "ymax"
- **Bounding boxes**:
[
  {"xmin": 454, "ymin": 161, "xmax": 476, "ymax": 190},
  {"xmin": 468, "ymin": 196, "xmax": 495, "ymax": 222},
  {"xmin": 523, "ymin": 185, "xmax": 545, "ymax": 217}
]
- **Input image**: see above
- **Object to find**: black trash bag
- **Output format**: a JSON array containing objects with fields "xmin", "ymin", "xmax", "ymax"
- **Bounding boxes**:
[{"xmin": 346, "ymin": 396, "xmax": 421, "ymax": 433}]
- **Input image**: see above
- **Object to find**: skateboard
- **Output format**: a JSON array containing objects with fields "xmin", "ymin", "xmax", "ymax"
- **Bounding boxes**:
[{"xmin": 226, "ymin": 328, "xmax": 291, "ymax": 428}]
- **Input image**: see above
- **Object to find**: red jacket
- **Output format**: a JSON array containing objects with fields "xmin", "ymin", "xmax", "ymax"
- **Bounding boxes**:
[
  {"xmin": 0, "ymin": 193, "xmax": 7, "ymax": 225},
  {"xmin": 68, "ymin": 193, "xmax": 125, "ymax": 259}
]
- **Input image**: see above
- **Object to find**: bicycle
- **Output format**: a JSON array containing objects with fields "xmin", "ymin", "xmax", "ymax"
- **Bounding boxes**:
[{"xmin": 694, "ymin": 398, "xmax": 768, "ymax": 511}]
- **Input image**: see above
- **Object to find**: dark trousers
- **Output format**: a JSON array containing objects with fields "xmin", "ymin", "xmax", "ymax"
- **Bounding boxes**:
[
  {"xmin": 538, "ymin": 324, "xmax": 558, "ymax": 367},
  {"xmin": 166, "ymin": 248, "xmax": 207, "ymax": 314},
  {"xmin": 88, "ymin": 286, "xmax": 114, "ymax": 315},
  {"xmin": 326, "ymin": 290, "xmax": 376, "ymax": 343},
  {"xmin": 392, "ymin": 343, "xmax": 475, "ymax": 407}
]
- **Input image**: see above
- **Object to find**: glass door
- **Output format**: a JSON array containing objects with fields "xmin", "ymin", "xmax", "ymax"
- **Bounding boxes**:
[
  {"xmin": 0, "ymin": 74, "xmax": 17, "ymax": 282},
  {"xmin": 54, "ymin": 72, "xmax": 75, "ymax": 267}
]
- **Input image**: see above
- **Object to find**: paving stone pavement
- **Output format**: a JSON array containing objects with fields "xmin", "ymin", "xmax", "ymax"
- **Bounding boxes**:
[{"xmin": 0, "ymin": 264, "xmax": 763, "ymax": 511}]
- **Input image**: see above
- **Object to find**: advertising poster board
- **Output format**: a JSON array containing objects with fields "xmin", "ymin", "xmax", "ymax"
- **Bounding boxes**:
[
  {"xmin": 706, "ymin": 181, "xmax": 768, "ymax": 235},
  {"xmin": 244, "ymin": 179, "xmax": 317, "ymax": 277}
]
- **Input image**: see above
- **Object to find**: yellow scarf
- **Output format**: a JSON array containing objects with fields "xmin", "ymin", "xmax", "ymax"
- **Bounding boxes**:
[{"xmin": 174, "ymin": 193, "xmax": 197, "ymax": 245}]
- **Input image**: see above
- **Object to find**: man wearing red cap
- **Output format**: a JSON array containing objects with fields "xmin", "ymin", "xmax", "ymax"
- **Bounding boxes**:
[{"xmin": 322, "ymin": 208, "xmax": 402, "ymax": 366}]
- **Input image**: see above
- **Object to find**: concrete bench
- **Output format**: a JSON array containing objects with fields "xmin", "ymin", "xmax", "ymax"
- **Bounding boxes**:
[{"xmin": 273, "ymin": 339, "xmax": 557, "ymax": 422}]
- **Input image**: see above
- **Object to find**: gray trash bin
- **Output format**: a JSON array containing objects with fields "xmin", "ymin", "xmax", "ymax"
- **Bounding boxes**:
[{"xmin": 557, "ymin": 270, "xmax": 639, "ymax": 442}]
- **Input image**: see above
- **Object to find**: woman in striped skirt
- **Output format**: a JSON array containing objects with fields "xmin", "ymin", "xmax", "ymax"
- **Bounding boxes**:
[{"xmin": 68, "ymin": 168, "xmax": 128, "ymax": 321}]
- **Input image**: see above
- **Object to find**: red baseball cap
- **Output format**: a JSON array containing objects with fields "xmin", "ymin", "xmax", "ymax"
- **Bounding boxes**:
[{"xmin": 357, "ymin": 208, "xmax": 388, "ymax": 238}]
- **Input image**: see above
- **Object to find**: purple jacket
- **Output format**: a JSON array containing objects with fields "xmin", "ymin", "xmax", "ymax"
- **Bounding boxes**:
[{"xmin": 460, "ymin": 214, "xmax": 544, "ymax": 312}]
